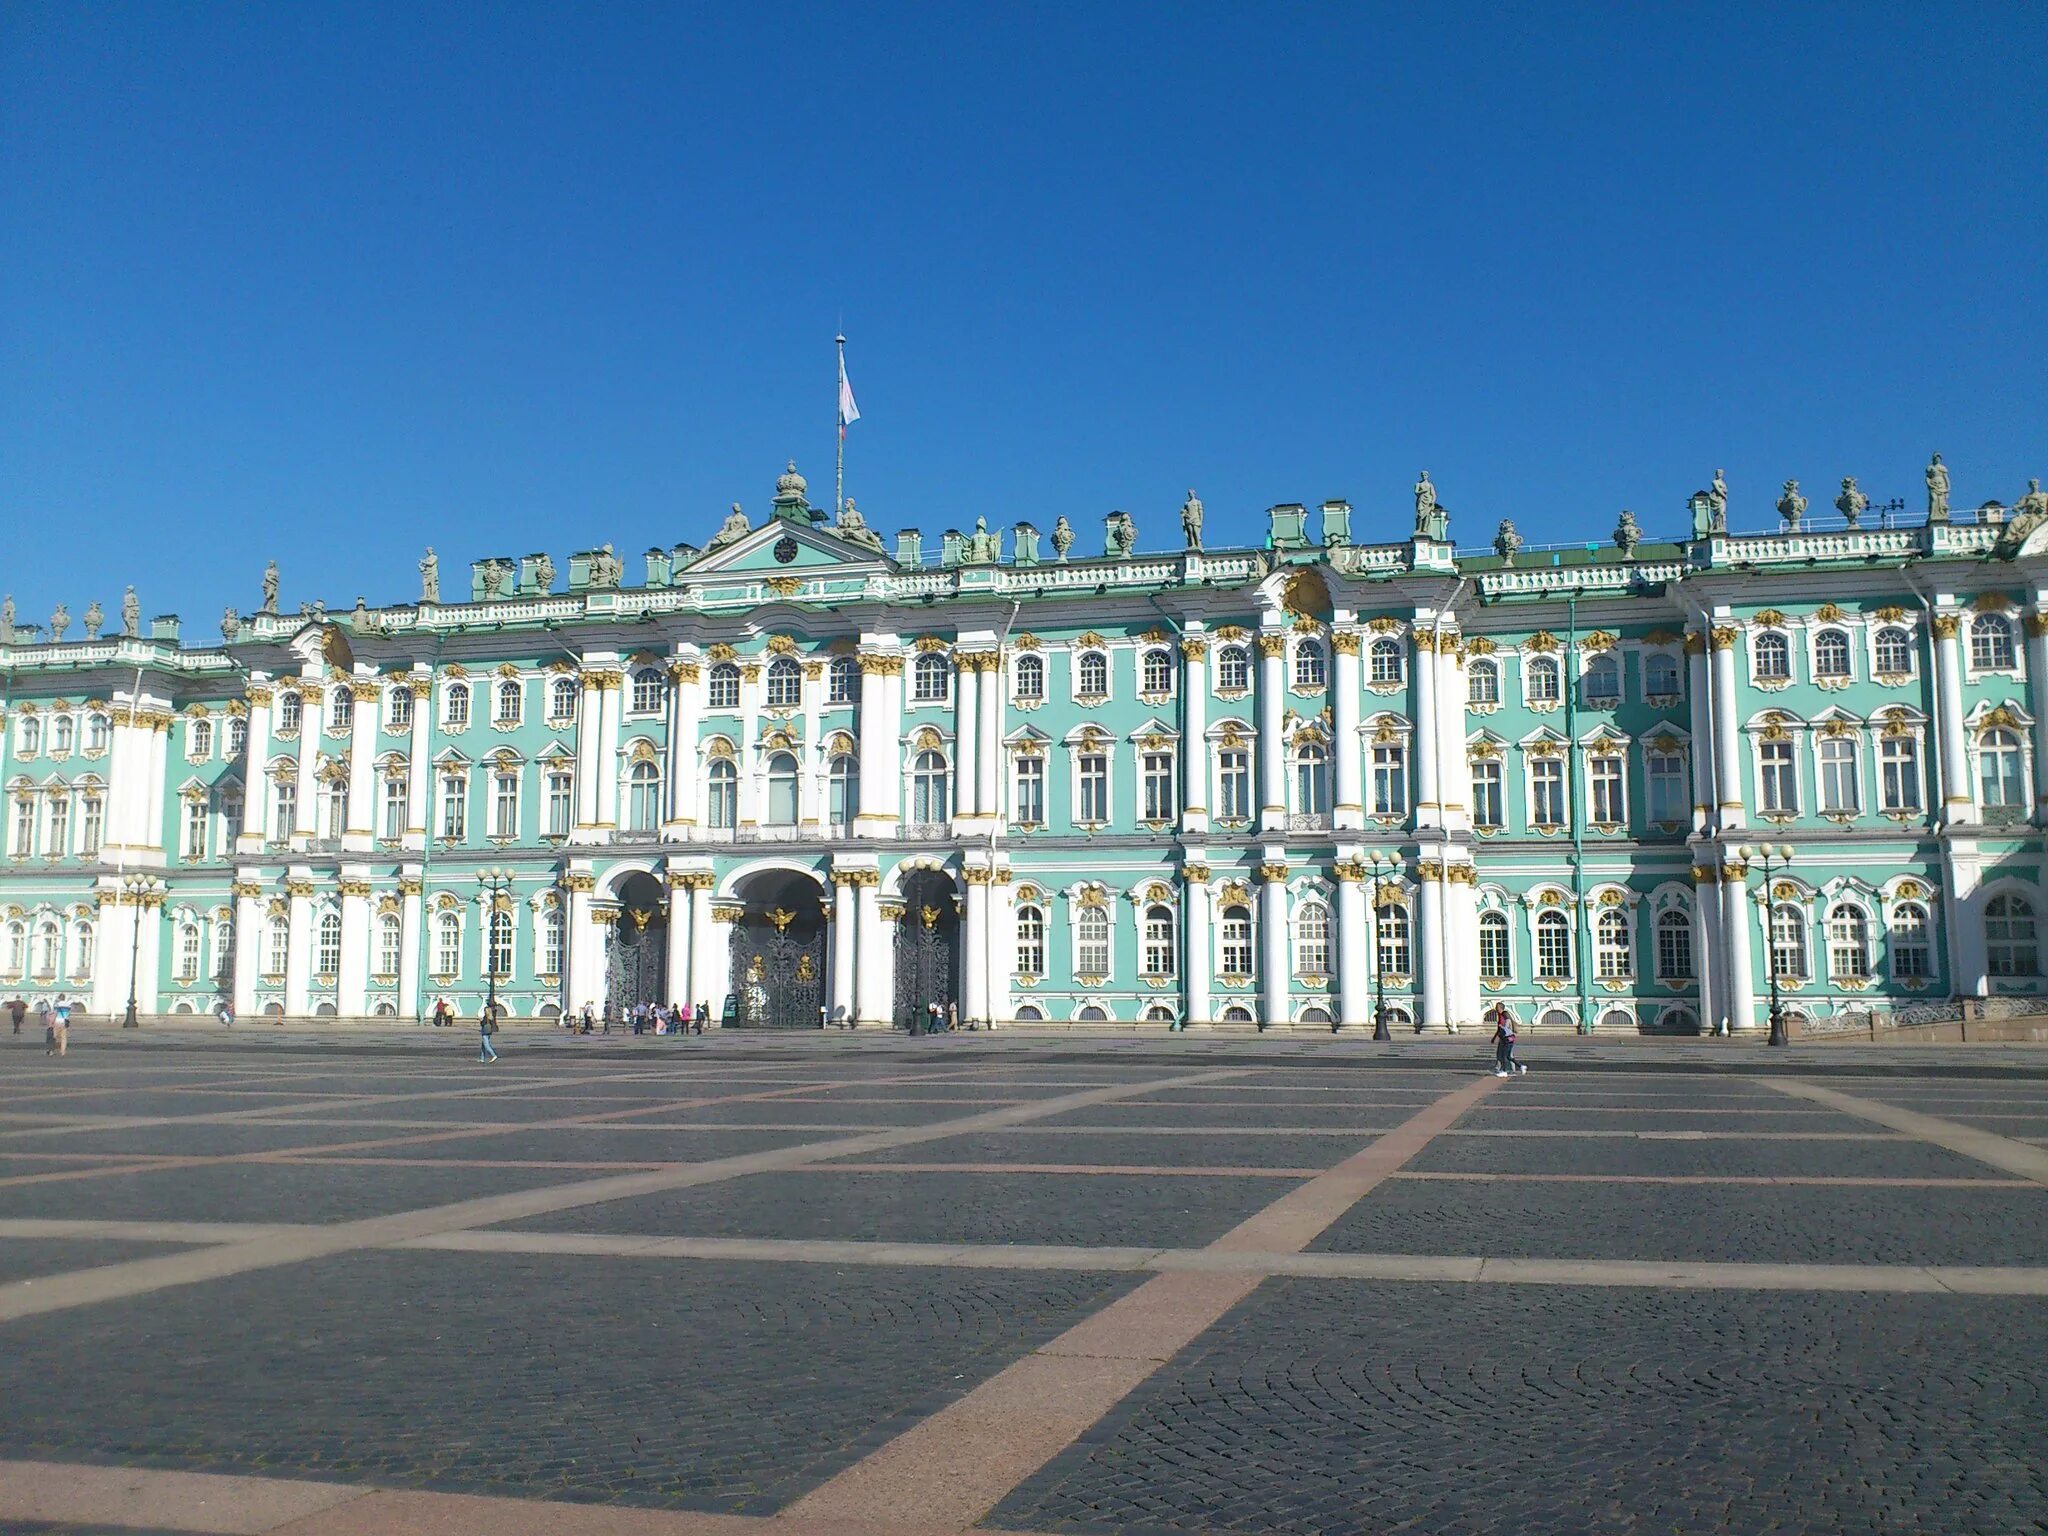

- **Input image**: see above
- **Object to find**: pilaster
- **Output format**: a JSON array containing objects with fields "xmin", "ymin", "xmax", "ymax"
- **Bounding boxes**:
[
  {"xmin": 1256, "ymin": 632, "xmax": 1287, "ymax": 835},
  {"xmin": 1331, "ymin": 630, "xmax": 1363, "ymax": 830},
  {"xmin": 1258, "ymin": 856, "xmax": 1288, "ymax": 1027}
]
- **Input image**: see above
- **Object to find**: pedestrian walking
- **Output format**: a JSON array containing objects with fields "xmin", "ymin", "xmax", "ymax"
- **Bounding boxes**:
[
  {"xmin": 38, "ymin": 997, "xmax": 54, "ymax": 1055},
  {"xmin": 7, "ymin": 996, "xmax": 24, "ymax": 1034},
  {"xmin": 215, "ymin": 999, "xmax": 235, "ymax": 1027},
  {"xmin": 601, "ymin": 1000, "xmax": 613, "ymax": 1035},
  {"xmin": 1490, "ymin": 1004, "xmax": 1524, "ymax": 1077},
  {"xmin": 695, "ymin": 1000, "xmax": 708, "ymax": 1034},
  {"xmin": 49, "ymin": 995, "xmax": 70, "ymax": 1057},
  {"xmin": 946, "ymin": 1001, "xmax": 960, "ymax": 1033},
  {"xmin": 579, "ymin": 1003, "xmax": 595, "ymax": 1034},
  {"xmin": 478, "ymin": 1004, "xmax": 500, "ymax": 1063},
  {"xmin": 432, "ymin": 998, "xmax": 451, "ymax": 1028}
]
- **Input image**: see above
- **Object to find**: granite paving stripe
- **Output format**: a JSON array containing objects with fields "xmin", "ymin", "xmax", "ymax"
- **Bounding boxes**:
[
  {"xmin": 1461, "ymin": 1105, "xmax": 1871, "ymax": 1128},
  {"xmin": 1765, "ymin": 1078, "xmax": 2048, "ymax": 1184},
  {"xmin": 0, "ymin": 1238, "xmax": 207, "ymax": 1285},
  {"xmin": 825, "ymin": 1132, "xmax": 1364, "ymax": 1170},
  {"xmin": 1392, "ymin": 1169, "xmax": 2031, "ymax": 1188},
  {"xmin": 27, "ymin": 1123, "xmax": 435, "ymax": 1159},
  {"xmin": 0, "ymin": 1458, "xmax": 369, "ymax": 1534},
  {"xmin": 839, "ymin": 1162, "xmax": 1318, "ymax": 1178},
  {"xmin": 0, "ymin": 1218, "xmax": 322, "ymax": 1244},
  {"xmin": 280, "ymin": 1128, "xmax": 824, "ymax": 1164},
  {"xmin": 1409, "ymin": 1130, "xmax": 2008, "ymax": 1179},
  {"xmin": 783, "ymin": 1076, "xmax": 1499, "ymax": 1532}
]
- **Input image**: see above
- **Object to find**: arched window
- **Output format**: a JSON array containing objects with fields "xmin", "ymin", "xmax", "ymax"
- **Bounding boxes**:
[
  {"xmin": 19, "ymin": 716, "xmax": 41, "ymax": 755},
  {"xmin": 1216, "ymin": 645, "xmax": 1250, "ymax": 693},
  {"xmin": 1014, "ymin": 1003, "xmax": 1046, "ymax": 1022},
  {"xmin": 264, "ymin": 914, "xmax": 289, "ymax": 976},
  {"xmin": 85, "ymin": 712, "xmax": 110, "ymax": 752},
  {"xmin": 706, "ymin": 663, "xmax": 740, "ymax": 711},
  {"xmin": 226, "ymin": 717, "xmax": 247, "ymax": 759},
  {"xmin": 1754, "ymin": 632, "xmax": 1791, "ymax": 681},
  {"xmin": 828, "ymin": 753, "xmax": 856, "ymax": 825},
  {"xmin": 1828, "ymin": 903, "xmax": 1871, "ymax": 979},
  {"xmin": 3, "ymin": 921, "xmax": 25, "ymax": 976},
  {"xmin": 1818, "ymin": 734, "xmax": 1861, "ymax": 814},
  {"xmin": 487, "ymin": 909, "xmax": 514, "ymax": 980},
  {"xmin": 764, "ymin": 751, "xmax": 799, "ymax": 826},
  {"xmin": 1468, "ymin": 658, "xmax": 1499, "ymax": 705},
  {"xmin": 1077, "ymin": 651, "xmax": 1109, "ymax": 697},
  {"xmin": 1141, "ymin": 905, "xmax": 1177, "ymax": 979},
  {"xmin": 1075, "ymin": 905, "xmax": 1111, "ymax": 976},
  {"xmin": 1972, "ymin": 613, "xmax": 2017, "ymax": 670},
  {"xmin": 912, "ymin": 653, "xmax": 949, "ymax": 703},
  {"xmin": 1294, "ymin": 899, "xmax": 1330, "ymax": 976},
  {"xmin": 1581, "ymin": 654, "xmax": 1620, "ymax": 706},
  {"xmin": 442, "ymin": 682, "xmax": 469, "ymax": 729},
  {"xmin": 1526, "ymin": 655, "xmax": 1561, "ymax": 703},
  {"xmin": 494, "ymin": 680, "xmax": 522, "ymax": 726},
  {"xmin": 1534, "ymin": 909, "xmax": 1572, "ymax": 979},
  {"xmin": 278, "ymin": 692, "xmax": 303, "ymax": 734},
  {"xmin": 1015, "ymin": 905, "xmax": 1045, "ymax": 975},
  {"xmin": 540, "ymin": 905, "xmax": 564, "ymax": 977},
  {"xmin": 1294, "ymin": 639, "xmax": 1327, "ymax": 689},
  {"xmin": 625, "ymin": 760, "xmax": 661, "ymax": 831},
  {"xmin": 1293, "ymin": 741, "xmax": 1329, "ymax": 816},
  {"xmin": 1874, "ymin": 627, "xmax": 1913, "ymax": 675},
  {"xmin": 176, "ymin": 922, "xmax": 202, "ymax": 982},
  {"xmin": 385, "ymin": 685, "xmax": 414, "ymax": 731},
  {"xmin": 1220, "ymin": 905, "xmax": 1253, "ymax": 975},
  {"xmin": 1368, "ymin": 638, "xmax": 1404, "ymax": 686},
  {"xmin": 1013, "ymin": 653, "xmax": 1045, "ymax": 702},
  {"xmin": 630, "ymin": 667, "xmax": 664, "ymax": 714},
  {"xmin": 1770, "ymin": 904, "xmax": 1809, "ymax": 982},
  {"xmin": 1140, "ymin": 649, "xmax": 1174, "ymax": 696},
  {"xmin": 190, "ymin": 719, "xmax": 214, "ymax": 759},
  {"xmin": 1980, "ymin": 729, "xmax": 2025, "ymax": 809},
  {"xmin": 328, "ymin": 689, "xmax": 353, "ymax": 733},
  {"xmin": 33, "ymin": 919, "xmax": 60, "ymax": 978},
  {"xmin": 376, "ymin": 912, "xmax": 402, "ymax": 977},
  {"xmin": 73, "ymin": 919, "xmax": 94, "ymax": 978},
  {"xmin": 1595, "ymin": 908, "xmax": 1632, "ymax": 979},
  {"xmin": 1655, "ymin": 908, "xmax": 1694, "ymax": 980},
  {"xmin": 550, "ymin": 676, "xmax": 579, "ymax": 721},
  {"xmin": 1644, "ymin": 653, "xmax": 1681, "ymax": 697},
  {"xmin": 1377, "ymin": 899, "xmax": 1413, "ymax": 976},
  {"xmin": 910, "ymin": 749, "xmax": 950, "ymax": 824},
  {"xmin": 1985, "ymin": 892, "xmax": 2038, "ymax": 977},
  {"xmin": 1814, "ymin": 629, "xmax": 1852, "ymax": 679},
  {"xmin": 765, "ymin": 657, "xmax": 802, "ymax": 708},
  {"xmin": 1221, "ymin": 1004, "xmax": 1255, "ymax": 1025},
  {"xmin": 1478, "ymin": 910, "xmax": 1511, "ymax": 979},
  {"xmin": 706, "ymin": 759, "xmax": 737, "ymax": 828},
  {"xmin": 434, "ymin": 912, "xmax": 462, "ymax": 977},
  {"xmin": 315, "ymin": 911, "xmax": 342, "ymax": 976},
  {"xmin": 322, "ymin": 778, "xmax": 349, "ymax": 840},
  {"xmin": 1889, "ymin": 902, "xmax": 1931, "ymax": 979},
  {"xmin": 823, "ymin": 655, "xmax": 857, "ymax": 704},
  {"xmin": 1076, "ymin": 1004, "xmax": 1110, "ymax": 1023},
  {"xmin": 52, "ymin": 717, "xmax": 75, "ymax": 756}
]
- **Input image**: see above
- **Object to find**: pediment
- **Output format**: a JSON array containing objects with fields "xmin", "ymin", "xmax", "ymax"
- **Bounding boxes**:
[{"xmin": 681, "ymin": 519, "xmax": 891, "ymax": 576}]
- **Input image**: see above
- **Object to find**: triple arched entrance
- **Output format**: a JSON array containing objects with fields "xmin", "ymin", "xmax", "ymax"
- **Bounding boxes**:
[
  {"xmin": 892, "ymin": 869, "xmax": 960, "ymax": 1028},
  {"xmin": 726, "ymin": 871, "xmax": 827, "ymax": 1029}
]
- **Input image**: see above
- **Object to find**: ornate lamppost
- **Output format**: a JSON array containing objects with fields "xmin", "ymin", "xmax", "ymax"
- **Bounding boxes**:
[
  {"xmin": 1739, "ymin": 843, "xmax": 1795, "ymax": 1047},
  {"xmin": 1366, "ymin": 851, "xmax": 1398, "ymax": 1041},
  {"xmin": 475, "ymin": 866, "xmax": 515, "ymax": 1027},
  {"xmin": 120, "ymin": 873, "xmax": 164, "ymax": 1028}
]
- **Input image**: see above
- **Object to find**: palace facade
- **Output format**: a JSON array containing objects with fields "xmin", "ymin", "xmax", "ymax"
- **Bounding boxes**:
[{"xmin": 6, "ymin": 461, "xmax": 2048, "ymax": 1033}]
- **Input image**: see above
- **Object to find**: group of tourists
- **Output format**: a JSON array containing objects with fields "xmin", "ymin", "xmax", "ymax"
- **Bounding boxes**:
[
  {"xmin": 907, "ymin": 1001, "xmax": 965, "ymax": 1034},
  {"xmin": 5, "ymin": 995, "xmax": 73, "ymax": 1056}
]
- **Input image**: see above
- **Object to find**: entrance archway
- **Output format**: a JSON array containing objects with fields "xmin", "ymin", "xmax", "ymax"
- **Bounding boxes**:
[
  {"xmin": 893, "ymin": 869, "xmax": 960, "ymax": 1028},
  {"xmin": 727, "ymin": 870, "xmax": 827, "ymax": 1028},
  {"xmin": 606, "ymin": 871, "xmax": 668, "ymax": 1010}
]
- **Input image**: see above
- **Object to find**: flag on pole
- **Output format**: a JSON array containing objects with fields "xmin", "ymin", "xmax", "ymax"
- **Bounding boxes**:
[{"xmin": 837, "ymin": 352, "xmax": 859, "ymax": 436}]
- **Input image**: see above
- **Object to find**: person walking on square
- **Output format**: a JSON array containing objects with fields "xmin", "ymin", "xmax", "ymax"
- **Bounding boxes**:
[
  {"xmin": 478, "ymin": 1003, "xmax": 499, "ymax": 1063},
  {"xmin": 7, "ymin": 996, "xmax": 24, "ymax": 1034},
  {"xmin": 1490, "ymin": 1003, "xmax": 1523, "ymax": 1077},
  {"xmin": 50, "ymin": 995, "xmax": 70, "ymax": 1057},
  {"xmin": 38, "ymin": 997, "xmax": 54, "ymax": 1054},
  {"xmin": 695, "ymin": 1000, "xmax": 708, "ymax": 1034}
]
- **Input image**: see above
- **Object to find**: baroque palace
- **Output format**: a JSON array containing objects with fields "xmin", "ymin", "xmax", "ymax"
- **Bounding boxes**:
[{"xmin": 5, "ymin": 459, "xmax": 2048, "ymax": 1033}]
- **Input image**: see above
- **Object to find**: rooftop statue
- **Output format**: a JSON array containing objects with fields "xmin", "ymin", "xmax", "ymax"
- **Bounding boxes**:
[
  {"xmin": 221, "ymin": 606, "xmax": 240, "ymax": 640},
  {"xmin": 1835, "ymin": 476, "xmax": 1869, "ymax": 528},
  {"xmin": 480, "ymin": 561, "xmax": 506, "ymax": 599},
  {"xmin": 1614, "ymin": 509, "xmax": 1642, "ymax": 559},
  {"xmin": 1926, "ymin": 453, "xmax": 1950, "ymax": 523},
  {"xmin": 1413, "ymin": 471, "xmax": 1439, "ymax": 538},
  {"xmin": 83, "ymin": 601, "xmax": 104, "ymax": 639},
  {"xmin": 50, "ymin": 603, "xmax": 69, "ymax": 642},
  {"xmin": 1107, "ymin": 509, "xmax": 1137, "ymax": 558},
  {"xmin": 261, "ymin": 560, "xmax": 280, "ymax": 614},
  {"xmin": 1181, "ymin": 489, "xmax": 1204, "ymax": 550},
  {"xmin": 1493, "ymin": 519, "xmax": 1522, "ymax": 566},
  {"xmin": 1777, "ymin": 480, "xmax": 1807, "ymax": 530},
  {"xmin": 963, "ymin": 516, "xmax": 1001, "ymax": 564},
  {"xmin": 588, "ymin": 544, "xmax": 624, "ymax": 587},
  {"xmin": 1050, "ymin": 515, "xmax": 1074, "ymax": 561},
  {"xmin": 0, "ymin": 594, "xmax": 13, "ymax": 642},
  {"xmin": 419, "ymin": 547, "xmax": 439, "ymax": 603},
  {"xmin": 834, "ymin": 497, "xmax": 886, "ymax": 554},
  {"xmin": 1995, "ymin": 480, "xmax": 2048, "ymax": 556},
  {"xmin": 707, "ymin": 503, "xmax": 752, "ymax": 552},
  {"xmin": 1709, "ymin": 468, "xmax": 1729, "ymax": 532},
  {"xmin": 122, "ymin": 585, "xmax": 140, "ymax": 636},
  {"xmin": 534, "ymin": 553, "xmax": 556, "ymax": 592}
]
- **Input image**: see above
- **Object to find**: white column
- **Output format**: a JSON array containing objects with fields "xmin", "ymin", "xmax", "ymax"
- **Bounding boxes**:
[
  {"xmin": 1446, "ymin": 864, "xmax": 1481, "ymax": 1030},
  {"xmin": 733, "ymin": 662, "xmax": 760, "ymax": 831},
  {"xmin": 665, "ymin": 660, "xmax": 699, "ymax": 836},
  {"xmin": 564, "ymin": 874, "xmax": 600, "ymax": 1015},
  {"xmin": 663, "ymin": 871, "xmax": 692, "ymax": 1002},
  {"xmin": 976, "ymin": 656, "xmax": 1001, "ymax": 825},
  {"xmin": 953, "ymin": 656, "xmax": 979, "ymax": 823},
  {"xmin": 1181, "ymin": 638, "xmax": 1209, "ymax": 837},
  {"xmin": 88, "ymin": 887, "xmax": 129, "ymax": 1017},
  {"xmin": 595, "ymin": 671, "xmax": 624, "ymax": 831},
  {"xmin": 830, "ymin": 872, "xmax": 857, "ymax": 1025},
  {"xmin": 1418, "ymin": 861, "xmax": 1447, "ymax": 1031},
  {"xmin": 1258, "ymin": 859, "xmax": 1288, "ymax": 1027},
  {"xmin": 142, "ymin": 712, "xmax": 171, "ymax": 857},
  {"xmin": 689, "ymin": 879, "xmax": 720, "ymax": 1019},
  {"xmin": 397, "ymin": 873, "xmax": 424, "ymax": 1020},
  {"xmin": 1933, "ymin": 610, "xmax": 1970, "ymax": 826},
  {"xmin": 237, "ymin": 683, "xmax": 273, "ymax": 855},
  {"xmin": 855, "ymin": 881, "xmax": 891, "ymax": 1026},
  {"xmin": 1335, "ymin": 862, "xmax": 1368, "ymax": 1029},
  {"xmin": 291, "ymin": 677, "xmax": 319, "ymax": 843},
  {"xmin": 2028, "ymin": 611, "xmax": 2048, "ymax": 826},
  {"xmin": 1332, "ymin": 631, "xmax": 1363, "ymax": 830},
  {"xmin": 1691, "ymin": 865, "xmax": 1720, "ymax": 1036},
  {"xmin": 963, "ymin": 868, "xmax": 990, "ymax": 1027},
  {"xmin": 404, "ymin": 678, "xmax": 431, "ymax": 850},
  {"xmin": 1944, "ymin": 844, "xmax": 1987, "ymax": 997},
  {"xmin": 283, "ymin": 875, "xmax": 313, "ymax": 1017},
  {"xmin": 1686, "ymin": 634, "xmax": 1716, "ymax": 834},
  {"xmin": 1182, "ymin": 863, "xmax": 1212, "ymax": 1027},
  {"xmin": 1721, "ymin": 864, "xmax": 1757, "ymax": 1033},
  {"xmin": 1257, "ymin": 634, "xmax": 1286, "ymax": 834},
  {"xmin": 800, "ymin": 659, "xmax": 826, "ymax": 832},
  {"xmin": 573, "ymin": 668, "xmax": 603, "ymax": 835},
  {"xmin": 1437, "ymin": 636, "xmax": 1470, "ymax": 834},
  {"xmin": 133, "ymin": 891, "xmax": 164, "ymax": 1018},
  {"xmin": 232, "ymin": 880, "xmax": 262, "ymax": 1019},
  {"xmin": 343, "ymin": 681, "xmax": 378, "ymax": 851},
  {"xmin": 337, "ymin": 873, "xmax": 371, "ymax": 1017},
  {"xmin": 1412, "ymin": 634, "xmax": 1440, "ymax": 830},
  {"xmin": 1710, "ymin": 625, "xmax": 1745, "ymax": 831}
]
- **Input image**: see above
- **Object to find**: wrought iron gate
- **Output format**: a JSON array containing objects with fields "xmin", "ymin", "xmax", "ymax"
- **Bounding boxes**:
[
  {"xmin": 728, "ymin": 901, "xmax": 826, "ymax": 1029},
  {"xmin": 605, "ymin": 907, "xmax": 667, "ymax": 1010},
  {"xmin": 893, "ymin": 872, "xmax": 959, "ymax": 1028}
]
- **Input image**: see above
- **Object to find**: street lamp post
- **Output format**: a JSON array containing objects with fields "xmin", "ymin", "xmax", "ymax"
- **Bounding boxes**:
[
  {"xmin": 1366, "ymin": 851, "xmax": 1397, "ymax": 1041},
  {"xmin": 1738, "ymin": 844, "xmax": 1795, "ymax": 1047},
  {"xmin": 120, "ymin": 874, "xmax": 162, "ymax": 1028},
  {"xmin": 476, "ymin": 867, "xmax": 515, "ymax": 1028}
]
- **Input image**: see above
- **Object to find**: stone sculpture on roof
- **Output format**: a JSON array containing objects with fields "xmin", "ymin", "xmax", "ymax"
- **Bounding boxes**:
[
  {"xmin": 50, "ymin": 603, "xmax": 69, "ymax": 641},
  {"xmin": 261, "ymin": 560, "xmax": 280, "ymax": 614},
  {"xmin": 1181, "ymin": 490, "xmax": 1204, "ymax": 550},
  {"xmin": 83, "ymin": 601, "xmax": 104, "ymax": 640},
  {"xmin": 419, "ymin": 548, "xmax": 439, "ymax": 603},
  {"xmin": 833, "ymin": 497, "xmax": 886, "ymax": 554},
  {"xmin": 1050, "ymin": 516, "xmax": 1074, "ymax": 561},
  {"xmin": 1777, "ymin": 480, "xmax": 1807, "ymax": 530},
  {"xmin": 1926, "ymin": 454, "xmax": 1950, "ymax": 523},
  {"xmin": 707, "ymin": 503, "xmax": 753, "ymax": 553},
  {"xmin": 122, "ymin": 586, "xmax": 140, "ymax": 637}
]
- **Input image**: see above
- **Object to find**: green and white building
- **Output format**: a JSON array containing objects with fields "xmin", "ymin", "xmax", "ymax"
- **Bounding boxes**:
[{"xmin": 6, "ymin": 459, "xmax": 2048, "ymax": 1032}]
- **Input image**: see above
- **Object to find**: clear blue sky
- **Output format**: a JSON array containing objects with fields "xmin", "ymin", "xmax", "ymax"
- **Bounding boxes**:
[{"xmin": 4, "ymin": 3, "xmax": 2044, "ymax": 629}]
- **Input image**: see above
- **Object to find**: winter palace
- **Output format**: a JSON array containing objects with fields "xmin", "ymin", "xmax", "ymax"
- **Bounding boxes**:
[{"xmin": 6, "ymin": 459, "xmax": 2048, "ymax": 1033}]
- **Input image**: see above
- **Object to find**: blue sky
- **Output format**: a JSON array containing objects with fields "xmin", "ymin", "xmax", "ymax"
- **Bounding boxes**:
[{"xmin": 4, "ymin": 3, "xmax": 2044, "ymax": 629}]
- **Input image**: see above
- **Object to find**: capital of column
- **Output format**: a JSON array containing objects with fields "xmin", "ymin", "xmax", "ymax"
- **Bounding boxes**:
[
  {"xmin": 1329, "ymin": 630, "xmax": 1361, "ymax": 656},
  {"xmin": 1331, "ymin": 859, "xmax": 1366, "ymax": 882},
  {"xmin": 1931, "ymin": 613, "xmax": 1961, "ymax": 640},
  {"xmin": 710, "ymin": 902, "xmax": 745, "ymax": 923},
  {"xmin": 1710, "ymin": 626, "xmax": 1739, "ymax": 652},
  {"xmin": 562, "ymin": 872, "xmax": 597, "ymax": 893},
  {"xmin": 246, "ymin": 683, "xmax": 275, "ymax": 706},
  {"xmin": 1255, "ymin": 634, "xmax": 1287, "ymax": 658},
  {"xmin": 231, "ymin": 879, "xmax": 265, "ymax": 899},
  {"xmin": 1257, "ymin": 860, "xmax": 1289, "ymax": 883},
  {"xmin": 961, "ymin": 866, "xmax": 992, "ymax": 885},
  {"xmin": 1182, "ymin": 862, "xmax": 1211, "ymax": 883},
  {"xmin": 337, "ymin": 879, "xmax": 372, "ymax": 899},
  {"xmin": 284, "ymin": 878, "xmax": 316, "ymax": 898},
  {"xmin": 1179, "ymin": 637, "xmax": 1208, "ymax": 661}
]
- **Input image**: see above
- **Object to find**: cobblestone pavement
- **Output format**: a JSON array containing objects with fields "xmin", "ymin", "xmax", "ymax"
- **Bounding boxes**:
[{"xmin": 0, "ymin": 1031, "xmax": 2043, "ymax": 1535}]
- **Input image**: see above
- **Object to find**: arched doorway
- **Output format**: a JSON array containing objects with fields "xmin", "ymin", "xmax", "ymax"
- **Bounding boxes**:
[
  {"xmin": 607, "ymin": 872, "xmax": 668, "ymax": 1010},
  {"xmin": 727, "ymin": 871, "xmax": 827, "ymax": 1028},
  {"xmin": 893, "ymin": 869, "xmax": 960, "ymax": 1028}
]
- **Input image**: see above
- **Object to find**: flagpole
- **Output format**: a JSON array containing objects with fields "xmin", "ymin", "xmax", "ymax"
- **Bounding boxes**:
[{"xmin": 835, "ymin": 333, "xmax": 847, "ymax": 518}]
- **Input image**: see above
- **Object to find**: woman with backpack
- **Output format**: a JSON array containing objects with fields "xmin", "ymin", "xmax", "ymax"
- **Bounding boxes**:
[{"xmin": 1489, "ymin": 1003, "xmax": 1525, "ymax": 1077}]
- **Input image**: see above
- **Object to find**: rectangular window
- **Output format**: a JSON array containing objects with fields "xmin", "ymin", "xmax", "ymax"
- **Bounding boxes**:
[
  {"xmin": 541, "ymin": 911, "xmax": 564, "ymax": 977},
  {"xmin": 272, "ymin": 780, "xmax": 296, "ymax": 842},
  {"xmin": 46, "ymin": 796, "xmax": 69, "ymax": 857},
  {"xmin": 1471, "ymin": 759, "xmax": 1503, "ymax": 829},
  {"xmin": 1589, "ymin": 756, "xmax": 1625, "ymax": 825},
  {"xmin": 183, "ymin": 799, "xmax": 209, "ymax": 861},
  {"xmin": 1371, "ymin": 744, "xmax": 1407, "ymax": 816},
  {"xmin": 377, "ymin": 919, "xmax": 402, "ymax": 978},
  {"xmin": 1013, "ymin": 756, "xmax": 1044, "ymax": 825},
  {"xmin": 1076, "ymin": 909, "xmax": 1111, "ymax": 976},
  {"xmin": 1880, "ymin": 736, "xmax": 1921, "ymax": 813},
  {"xmin": 1015, "ymin": 907, "xmax": 1045, "ymax": 975},
  {"xmin": 1760, "ymin": 740, "xmax": 1798, "ymax": 814},
  {"xmin": 1217, "ymin": 749, "xmax": 1251, "ymax": 820},
  {"xmin": 1077, "ymin": 753, "xmax": 1109, "ymax": 823},
  {"xmin": 546, "ymin": 771, "xmax": 573, "ymax": 836},
  {"xmin": 1818, "ymin": 736, "xmax": 1860, "ymax": 814},
  {"xmin": 12, "ymin": 799, "xmax": 35, "ymax": 858},
  {"xmin": 1141, "ymin": 751, "xmax": 1176, "ymax": 821},
  {"xmin": 1645, "ymin": 753, "xmax": 1685, "ymax": 824},
  {"xmin": 492, "ymin": 772, "xmax": 519, "ymax": 839},
  {"xmin": 1531, "ymin": 758, "xmax": 1565, "ymax": 828},
  {"xmin": 80, "ymin": 798, "xmax": 103, "ymax": 857},
  {"xmin": 439, "ymin": 774, "xmax": 467, "ymax": 840},
  {"xmin": 1220, "ymin": 912, "xmax": 1253, "ymax": 975},
  {"xmin": 436, "ymin": 919, "xmax": 461, "ymax": 977},
  {"xmin": 382, "ymin": 775, "xmax": 408, "ymax": 840}
]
